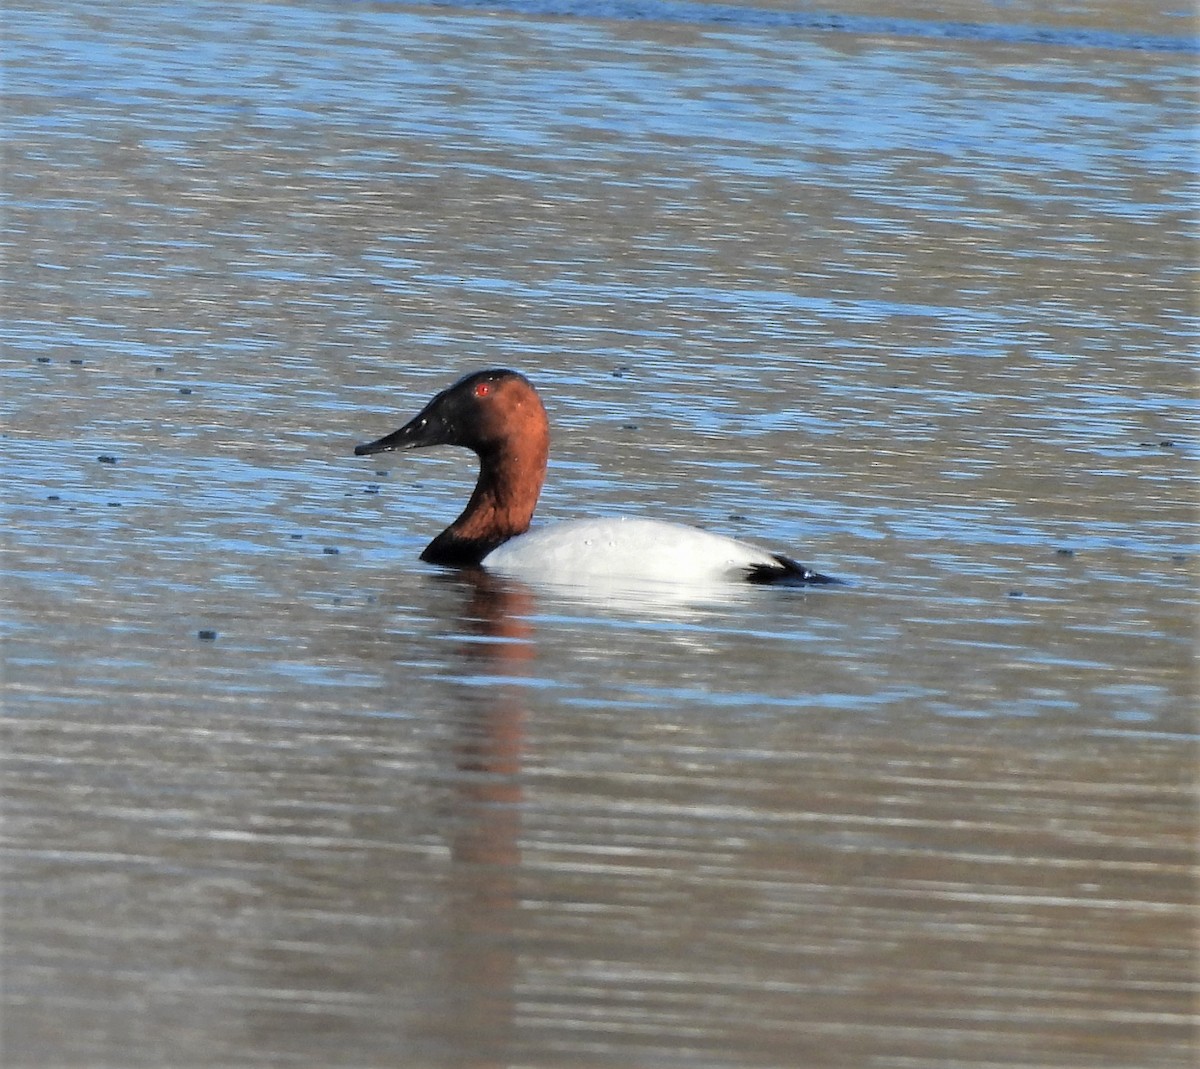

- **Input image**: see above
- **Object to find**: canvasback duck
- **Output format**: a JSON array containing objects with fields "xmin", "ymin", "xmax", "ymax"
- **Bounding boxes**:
[{"xmin": 354, "ymin": 369, "xmax": 837, "ymax": 586}]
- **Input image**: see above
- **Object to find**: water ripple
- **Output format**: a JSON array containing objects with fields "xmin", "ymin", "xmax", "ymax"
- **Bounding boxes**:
[{"xmin": 395, "ymin": 0, "xmax": 1200, "ymax": 53}]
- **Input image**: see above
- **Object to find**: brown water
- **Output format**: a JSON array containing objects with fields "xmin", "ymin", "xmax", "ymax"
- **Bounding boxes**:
[{"xmin": 3, "ymin": 1, "xmax": 1196, "ymax": 1066}]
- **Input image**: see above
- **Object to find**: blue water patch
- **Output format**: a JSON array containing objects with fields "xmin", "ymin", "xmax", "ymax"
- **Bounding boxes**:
[{"xmin": 388, "ymin": 0, "xmax": 1199, "ymax": 53}]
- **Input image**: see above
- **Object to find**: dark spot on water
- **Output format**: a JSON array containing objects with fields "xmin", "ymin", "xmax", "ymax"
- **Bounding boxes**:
[
  {"xmin": 1171, "ymin": 554, "xmax": 1188, "ymax": 563},
  {"xmin": 728, "ymin": 513, "xmax": 749, "ymax": 522},
  {"xmin": 363, "ymin": 485, "xmax": 380, "ymax": 494},
  {"xmin": 1055, "ymin": 548, "xmax": 1075, "ymax": 557},
  {"xmin": 70, "ymin": 358, "xmax": 84, "ymax": 366},
  {"xmin": 290, "ymin": 533, "xmax": 304, "ymax": 540},
  {"xmin": 1159, "ymin": 439, "xmax": 1175, "ymax": 448},
  {"xmin": 198, "ymin": 629, "xmax": 218, "ymax": 641},
  {"xmin": 323, "ymin": 546, "xmax": 340, "ymax": 555},
  {"xmin": 155, "ymin": 366, "xmax": 165, "ymax": 374},
  {"xmin": 332, "ymin": 596, "xmax": 342, "ymax": 605},
  {"xmin": 47, "ymin": 494, "xmax": 60, "ymax": 501},
  {"xmin": 179, "ymin": 387, "xmax": 192, "ymax": 395},
  {"xmin": 98, "ymin": 455, "xmax": 117, "ymax": 464},
  {"xmin": 375, "ymin": 470, "xmax": 389, "ymax": 477},
  {"xmin": 36, "ymin": 356, "xmax": 51, "ymax": 364},
  {"xmin": 622, "ymin": 423, "xmax": 639, "ymax": 430},
  {"xmin": 1007, "ymin": 590, "xmax": 1025, "ymax": 598},
  {"xmin": 107, "ymin": 501, "xmax": 121, "ymax": 507}
]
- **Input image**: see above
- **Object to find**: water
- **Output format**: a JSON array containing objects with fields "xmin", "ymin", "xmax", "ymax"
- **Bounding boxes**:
[{"xmin": 3, "ymin": 1, "xmax": 1196, "ymax": 1066}]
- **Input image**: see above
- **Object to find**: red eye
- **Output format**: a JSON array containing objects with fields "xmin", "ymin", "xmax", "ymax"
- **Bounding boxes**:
[{"xmin": 474, "ymin": 382, "xmax": 492, "ymax": 398}]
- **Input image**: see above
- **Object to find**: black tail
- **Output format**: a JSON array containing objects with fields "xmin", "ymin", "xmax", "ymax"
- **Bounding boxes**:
[{"xmin": 745, "ymin": 553, "xmax": 842, "ymax": 586}]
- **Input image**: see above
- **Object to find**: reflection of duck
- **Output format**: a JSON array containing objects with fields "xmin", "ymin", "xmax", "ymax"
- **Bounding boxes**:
[
  {"xmin": 441, "ymin": 570, "xmax": 532, "ymax": 1067},
  {"xmin": 355, "ymin": 369, "xmax": 838, "ymax": 586}
]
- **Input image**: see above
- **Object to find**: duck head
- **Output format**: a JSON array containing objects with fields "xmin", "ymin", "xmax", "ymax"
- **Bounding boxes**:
[
  {"xmin": 354, "ymin": 368, "xmax": 547, "ymax": 460},
  {"xmin": 354, "ymin": 369, "xmax": 551, "ymax": 566}
]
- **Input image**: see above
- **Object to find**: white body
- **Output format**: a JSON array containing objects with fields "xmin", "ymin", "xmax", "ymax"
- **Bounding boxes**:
[{"xmin": 482, "ymin": 516, "xmax": 783, "ymax": 584}]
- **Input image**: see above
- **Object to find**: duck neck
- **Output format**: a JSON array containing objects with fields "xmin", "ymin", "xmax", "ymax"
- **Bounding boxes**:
[{"xmin": 421, "ymin": 442, "xmax": 547, "ymax": 567}]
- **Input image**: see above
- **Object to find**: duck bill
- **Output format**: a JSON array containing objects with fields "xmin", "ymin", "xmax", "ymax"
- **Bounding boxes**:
[{"xmin": 354, "ymin": 403, "xmax": 450, "ymax": 457}]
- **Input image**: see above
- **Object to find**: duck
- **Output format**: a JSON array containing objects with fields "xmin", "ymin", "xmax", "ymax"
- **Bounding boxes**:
[{"xmin": 354, "ymin": 369, "xmax": 838, "ymax": 586}]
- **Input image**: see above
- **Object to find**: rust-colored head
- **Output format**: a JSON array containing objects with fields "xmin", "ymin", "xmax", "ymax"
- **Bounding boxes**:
[
  {"xmin": 355, "ymin": 369, "xmax": 548, "ymax": 462},
  {"xmin": 355, "ymin": 369, "xmax": 551, "ymax": 565}
]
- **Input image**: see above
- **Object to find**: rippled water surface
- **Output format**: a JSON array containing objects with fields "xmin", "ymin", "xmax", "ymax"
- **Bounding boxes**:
[{"xmin": 3, "ymin": 1, "xmax": 1196, "ymax": 1066}]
